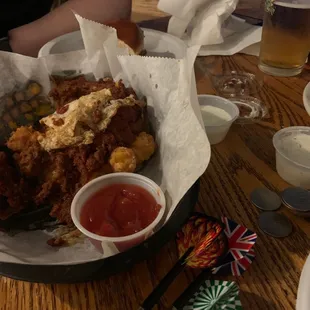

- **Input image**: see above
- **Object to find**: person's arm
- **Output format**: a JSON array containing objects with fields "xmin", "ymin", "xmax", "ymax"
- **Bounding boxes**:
[{"xmin": 9, "ymin": 0, "xmax": 132, "ymax": 57}]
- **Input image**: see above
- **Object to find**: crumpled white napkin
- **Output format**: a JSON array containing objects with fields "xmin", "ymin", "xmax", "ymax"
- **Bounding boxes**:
[
  {"xmin": 158, "ymin": 0, "xmax": 262, "ymax": 56},
  {"xmin": 198, "ymin": 16, "xmax": 262, "ymax": 56}
]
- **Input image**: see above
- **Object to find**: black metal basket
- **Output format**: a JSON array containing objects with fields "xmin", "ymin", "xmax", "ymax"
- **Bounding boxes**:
[{"xmin": 0, "ymin": 180, "xmax": 199, "ymax": 283}]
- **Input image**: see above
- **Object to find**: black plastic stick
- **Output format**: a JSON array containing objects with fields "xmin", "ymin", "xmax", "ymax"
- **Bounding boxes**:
[
  {"xmin": 171, "ymin": 269, "xmax": 211, "ymax": 310},
  {"xmin": 139, "ymin": 247, "xmax": 194, "ymax": 310}
]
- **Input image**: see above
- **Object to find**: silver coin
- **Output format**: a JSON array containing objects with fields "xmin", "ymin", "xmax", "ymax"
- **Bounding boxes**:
[
  {"xmin": 258, "ymin": 212, "xmax": 292, "ymax": 238},
  {"xmin": 250, "ymin": 188, "xmax": 282, "ymax": 211},
  {"xmin": 281, "ymin": 187, "xmax": 310, "ymax": 212}
]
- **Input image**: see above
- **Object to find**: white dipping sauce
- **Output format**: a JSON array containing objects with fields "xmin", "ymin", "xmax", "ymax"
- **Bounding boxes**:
[
  {"xmin": 200, "ymin": 105, "xmax": 232, "ymax": 126},
  {"xmin": 278, "ymin": 133, "xmax": 310, "ymax": 167},
  {"xmin": 275, "ymin": 132, "xmax": 310, "ymax": 188}
]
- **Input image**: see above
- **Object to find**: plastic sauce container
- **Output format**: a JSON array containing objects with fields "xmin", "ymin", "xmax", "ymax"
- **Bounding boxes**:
[
  {"xmin": 273, "ymin": 126, "xmax": 310, "ymax": 189},
  {"xmin": 71, "ymin": 173, "xmax": 166, "ymax": 257},
  {"xmin": 198, "ymin": 95, "xmax": 239, "ymax": 145}
]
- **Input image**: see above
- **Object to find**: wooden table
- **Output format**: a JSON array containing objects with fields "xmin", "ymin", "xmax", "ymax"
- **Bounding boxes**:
[
  {"xmin": 2, "ymin": 2, "xmax": 310, "ymax": 310},
  {"xmin": 132, "ymin": 0, "xmax": 264, "ymax": 22},
  {"xmin": 195, "ymin": 56, "xmax": 310, "ymax": 310}
]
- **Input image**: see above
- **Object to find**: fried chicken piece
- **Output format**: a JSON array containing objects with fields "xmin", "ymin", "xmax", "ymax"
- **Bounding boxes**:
[
  {"xmin": 109, "ymin": 147, "xmax": 137, "ymax": 172},
  {"xmin": 107, "ymin": 105, "xmax": 146, "ymax": 145},
  {"xmin": 84, "ymin": 133, "xmax": 117, "ymax": 173},
  {"xmin": 88, "ymin": 164, "xmax": 113, "ymax": 180},
  {"xmin": 49, "ymin": 193, "xmax": 76, "ymax": 224},
  {"xmin": 64, "ymin": 132, "xmax": 116, "ymax": 186},
  {"xmin": 132, "ymin": 132, "xmax": 156, "ymax": 164},
  {"xmin": 47, "ymin": 227, "xmax": 83, "ymax": 247},
  {"xmin": 93, "ymin": 132, "xmax": 117, "ymax": 154},
  {"xmin": 7, "ymin": 126, "xmax": 46, "ymax": 177},
  {"xmin": 66, "ymin": 144, "xmax": 93, "ymax": 186},
  {"xmin": 14, "ymin": 141, "xmax": 44, "ymax": 177},
  {"xmin": 48, "ymin": 133, "xmax": 118, "ymax": 224},
  {"xmin": 7, "ymin": 131, "xmax": 79, "ymax": 224},
  {"xmin": 34, "ymin": 151, "xmax": 78, "ymax": 205},
  {"xmin": 49, "ymin": 76, "xmax": 138, "ymax": 110},
  {"xmin": 7, "ymin": 126, "xmax": 38, "ymax": 152},
  {"xmin": 0, "ymin": 152, "xmax": 29, "ymax": 220},
  {"xmin": 49, "ymin": 152, "xmax": 77, "ymax": 193}
]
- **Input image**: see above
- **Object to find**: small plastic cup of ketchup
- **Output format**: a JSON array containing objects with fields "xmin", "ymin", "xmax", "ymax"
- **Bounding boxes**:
[{"xmin": 71, "ymin": 173, "xmax": 166, "ymax": 257}]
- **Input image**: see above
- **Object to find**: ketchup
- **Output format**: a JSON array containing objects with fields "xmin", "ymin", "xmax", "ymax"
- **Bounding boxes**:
[{"xmin": 80, "ymin": 184, "xmax": 161, "ymax": 237}]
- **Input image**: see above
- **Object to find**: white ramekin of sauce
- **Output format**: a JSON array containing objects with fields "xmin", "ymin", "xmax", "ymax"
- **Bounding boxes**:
[
  {"xmin": 198, "ymin": 95, "xmax": 239, "ymax": 145},
  {"xmin": 71, "ymin": 173, "xmax": 166, "ymax": 257},
  {"xmin": 273, "ymin": 126, "xmax": 310, "ymax": 189}
]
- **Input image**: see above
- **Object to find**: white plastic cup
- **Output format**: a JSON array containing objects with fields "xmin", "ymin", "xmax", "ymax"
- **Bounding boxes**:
[
  {"xmin": 71, "ymin": 173, "xmax": 166, "ymax": 257},
  {"xmin": 273, "ymin": 126, "xmax": 310, "ymax": 189},
  {"xmin": 198, "ymin": 95, "xmax": 239, "ymax": 145}
]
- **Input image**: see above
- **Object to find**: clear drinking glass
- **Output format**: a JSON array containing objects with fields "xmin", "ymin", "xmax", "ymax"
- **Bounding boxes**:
[{"xmin": 259, "ymin": 0, "xmax": 310, "ymax": 77}]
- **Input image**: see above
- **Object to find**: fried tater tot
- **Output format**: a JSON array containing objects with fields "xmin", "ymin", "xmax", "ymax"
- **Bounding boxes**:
[
  {"xmin": 131, "ymin": 132, "xmax": 156, "ymax": 164},
  {"xmin": 109, "ymin": 147, "xmax": 136, "ymax": 172}
]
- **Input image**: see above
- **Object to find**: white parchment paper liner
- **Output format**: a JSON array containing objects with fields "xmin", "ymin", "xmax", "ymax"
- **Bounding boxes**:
[
  {"xmin": 0, "ymin": 15, "xmax": 210, "ymax": 264},
  {"xmin": 0, "ymin": 52, "xmax": 50, "ymax": 98}
]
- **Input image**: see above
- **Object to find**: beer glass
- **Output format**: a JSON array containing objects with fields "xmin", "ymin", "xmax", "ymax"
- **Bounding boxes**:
[{"xmin": 259, "ymin": 0, "xmax": 310, "ymax": 76}]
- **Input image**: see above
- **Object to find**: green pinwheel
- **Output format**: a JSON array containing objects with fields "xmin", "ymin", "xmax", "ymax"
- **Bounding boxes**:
[{"xmin": 184, "ymin": 280, "xmax": 242, "ymax": 310}]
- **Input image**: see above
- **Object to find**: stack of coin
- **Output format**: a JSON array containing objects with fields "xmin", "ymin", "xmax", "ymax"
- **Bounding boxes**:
[
  {"xmin": 250, "ymin": 187, "xmax": 293, "ymax": 238},
  {"xmin": 281, "ymin": 187, "xmax": 310, "ymax": 216}
]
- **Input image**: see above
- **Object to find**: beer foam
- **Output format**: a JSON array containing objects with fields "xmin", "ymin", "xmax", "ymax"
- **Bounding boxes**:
[{"xmin": 275, "ymin": 1, "xmax": 310, "ymax": 8}]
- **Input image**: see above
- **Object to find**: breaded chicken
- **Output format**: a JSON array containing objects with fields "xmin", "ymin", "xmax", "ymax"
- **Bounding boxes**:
[
  {"xmin": 0, "ymin": 152, "xmax": 30, "ymax": 220},
  {"xmin": 49, "ymin": 76, "xmax": 137, "ymax": 109},
  {"xmin": 7, "ymin": 126, "xmax": 38, "ymax": 152}
]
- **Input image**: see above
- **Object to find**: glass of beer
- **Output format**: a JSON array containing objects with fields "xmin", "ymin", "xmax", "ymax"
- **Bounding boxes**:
[{"xmin": 259, "ymin": 0, "xmax": 310, "ymax": 76}]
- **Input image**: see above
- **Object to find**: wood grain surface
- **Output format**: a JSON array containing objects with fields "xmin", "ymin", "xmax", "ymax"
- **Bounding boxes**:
[
  {"xmin": 195, "ymin": 55, "xmax": 310, "ymax": 310},
  {"xmin": 1, "ymin": 1, "xmax": 310, "ymax": 310},
  {"xmin": 132, "ymin": 0, "xmax": 168, "ymax": 22},
  {"xmin": 132, "ymin": 0, "xmax": 264, "ymax": 22}
]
